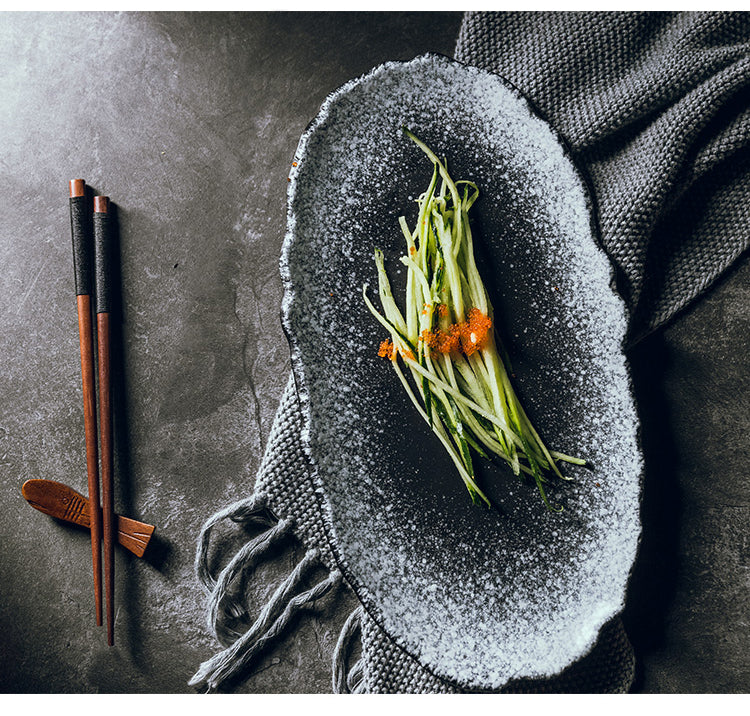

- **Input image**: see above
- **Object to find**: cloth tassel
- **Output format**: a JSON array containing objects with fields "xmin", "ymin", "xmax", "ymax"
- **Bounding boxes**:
[
  {"xmin": 195, "ymin": 492, "xmax": 275, "ymax": 592},
  {"xmin": 347, "ymin": 658, "xmax": 365, "ymax": 694},
  {"xmin": 332, "ymin": 605, "xmax": 365, "ymax": 694},
  {"xmin": 189, "ymin": 548, "xmax": 343, "ymax": 692},
  {"xmin": 207, "ymin": 517, "xmax": 294, "ymax": 645}
]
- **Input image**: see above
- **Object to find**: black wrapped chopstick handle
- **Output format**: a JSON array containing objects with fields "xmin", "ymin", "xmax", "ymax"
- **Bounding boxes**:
[
  {"xmin": 69, "ymin": 180, "xmax": 93, "ymax": 296},
  {"xmin": 93, "ymin": 196, "xmax": 111, "ymax": 315}
]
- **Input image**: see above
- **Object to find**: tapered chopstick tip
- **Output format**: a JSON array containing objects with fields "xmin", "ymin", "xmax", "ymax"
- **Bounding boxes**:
[{"xmin": 69, "ymin": 179, "xmax": 86, "ymax": 198}]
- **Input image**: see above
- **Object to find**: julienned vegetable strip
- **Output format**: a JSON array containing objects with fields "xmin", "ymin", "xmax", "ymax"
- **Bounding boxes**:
[{"xmin": 363, "ymin": 128, "xmax": 585, "ymax": 511}]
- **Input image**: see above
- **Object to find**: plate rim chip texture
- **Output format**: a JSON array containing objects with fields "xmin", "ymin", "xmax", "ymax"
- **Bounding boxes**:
[{"xmin": 280, "ymin": 53, "xmax": 643, "ymax": 691}]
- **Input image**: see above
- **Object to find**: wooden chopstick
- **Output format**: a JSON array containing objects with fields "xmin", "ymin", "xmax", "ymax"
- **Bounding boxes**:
[
  {"xmin": 68, "ymin": 179, "xmax": 102, "ymax": 627},
  {"xmin": 93, "ymin": 195, "xmax": 115, "ymax": 646}
]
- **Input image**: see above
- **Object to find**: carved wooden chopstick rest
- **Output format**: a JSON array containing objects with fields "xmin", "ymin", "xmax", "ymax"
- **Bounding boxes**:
[{"xmin": 22, "ymin": 479, "xmax": 155, "ymax": 558}]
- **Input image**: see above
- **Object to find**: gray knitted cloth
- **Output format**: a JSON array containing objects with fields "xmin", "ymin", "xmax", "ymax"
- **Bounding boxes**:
[
  {"xmin": 457, "ymin": 11, "xmax": 749, "ymax": 344},
  {"xmin": 191, "ymin": 11, "xmax": 749, "ymax": 693}
]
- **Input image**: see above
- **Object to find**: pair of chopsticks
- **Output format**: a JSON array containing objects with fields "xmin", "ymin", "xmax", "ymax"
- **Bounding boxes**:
[{"xmin": 68, "ymin": 179, "xmax": 115, "ymax": 646}]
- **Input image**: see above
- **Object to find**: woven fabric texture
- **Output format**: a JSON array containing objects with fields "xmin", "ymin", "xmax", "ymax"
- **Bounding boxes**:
[
  {"xmin": 456, "ymin": 11, "xmax": 750, "ymax": 343},
  {"xmin": 194, "ymin": 11, "xmax": 749, "ymax": 693},
  {"xmin": 202, "ymin": 373, "xmax": 634, "ymax": 693}
]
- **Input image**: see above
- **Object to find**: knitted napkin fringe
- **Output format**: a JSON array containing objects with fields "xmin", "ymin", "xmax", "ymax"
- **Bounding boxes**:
[
  {"xmin": 332, "ymin": 606, "xmax": 367, "ymax": 694},
  {"xmin": 190, "ymin": 491, "xmax": 343, "ymax": 692}
]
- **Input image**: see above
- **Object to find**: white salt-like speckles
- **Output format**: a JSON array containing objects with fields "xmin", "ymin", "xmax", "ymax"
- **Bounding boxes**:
[{"xmin": 280, "ymin": 54, "xmax": 642, "ymax": 690}]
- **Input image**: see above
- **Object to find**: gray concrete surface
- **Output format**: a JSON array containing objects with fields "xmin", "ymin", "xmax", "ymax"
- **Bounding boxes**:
[{"xmin": 0, "ymin": 12, "xmax": 747, "ymax": 694}]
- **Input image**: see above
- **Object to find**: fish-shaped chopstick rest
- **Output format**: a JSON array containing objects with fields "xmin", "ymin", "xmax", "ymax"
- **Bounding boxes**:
[{"xmin": 22, "ymin": 479, "xmax": 155, "ymax": 558}]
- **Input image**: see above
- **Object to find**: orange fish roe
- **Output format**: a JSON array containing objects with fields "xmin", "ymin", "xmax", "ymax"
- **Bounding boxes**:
[
  {"xmin": 419, "ymin": 308, "xmax": 492, "ymax": 356},
  {"xmin": 459, "ymin": 308, "xmax": 492, "ymax": 356},
  {"xmin": 437, "ymin": 303, "xmax": 449, "ymax": 318},
  {"xmin": 420, "ymin": 324, "xmax": 460, "ymax": 354},
  {"xmin": 438, "ymin": 325, "xmax": 462, "ymax": 353},
  {"xmin": 378, "ymin": 338, "xmax": 395, "ymax": 359},
  {"xmin": 378, "ymin": 338, "xmax": 413, "ymax": 361},
  {"xmin": 409, "ymin": 246, "xmax": 417, "ymax": 256},
  {"xmin": 420, "ymin": 329, "xmax": 436, "ymax": 349}
]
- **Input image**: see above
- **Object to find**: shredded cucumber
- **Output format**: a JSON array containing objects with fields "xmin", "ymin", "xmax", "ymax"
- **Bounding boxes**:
[{"xmin": 363, "ymin": 128, "xmax": 585, "ymax": 511}]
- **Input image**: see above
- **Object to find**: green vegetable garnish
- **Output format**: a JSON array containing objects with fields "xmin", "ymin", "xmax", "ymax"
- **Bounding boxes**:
[{"xmin": 363, "ymin": 128, "xmax": 585, "ymax": 511}]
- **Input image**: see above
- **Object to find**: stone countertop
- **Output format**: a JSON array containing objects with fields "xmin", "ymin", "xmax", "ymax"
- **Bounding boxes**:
[{"xmin": 0, "ymin": 11, "xmax": 747, "ymax": 694}]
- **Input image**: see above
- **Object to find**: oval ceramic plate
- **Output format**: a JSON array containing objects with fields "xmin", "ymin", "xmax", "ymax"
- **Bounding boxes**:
[{"xmin": 281, "ymin": 54, "xmax": 642, "ymax": 690}]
